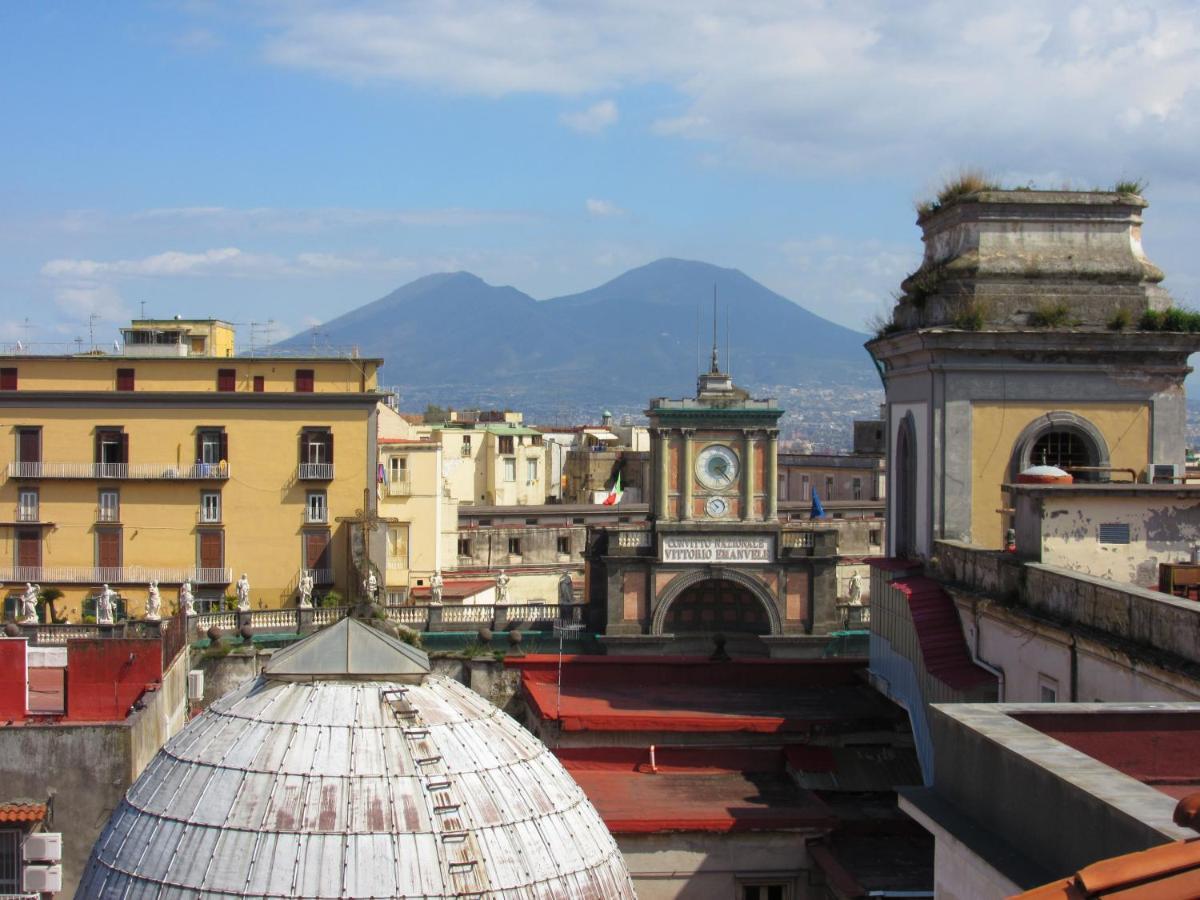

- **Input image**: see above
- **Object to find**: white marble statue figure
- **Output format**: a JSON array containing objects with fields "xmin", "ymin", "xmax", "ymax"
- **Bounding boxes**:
[
  {"xmin": 145, "ymin": 581, "xmax": 162, "ymax": 621},
  {"xmin": 848, "ymin": 572, "xmax": 864, "ymax": 605},
  {"xmin": 558, "ymin": 572, "xmax": 574, "ymax": 605},
  {"xmin": 97, "ymin": 584, "xmax": 116, "ymax": 625},
  {"xmin": 430, "ymin": 570, "xmax": 444, "ymax": 605},
  {"xmin": 495, "ymin": 569, "xmax": 511, "ymax": 605},
  {"xmin": 179, "ymin": 580, "xmax": 196, "ymax": 616},
  {"xmin": 366, "ymin": 570, "xmax": 378, "ymax": 601},
  {"xmin": 236, "ymin": 573, "xmax": 251, "ymax": 611},
  {"xmin": 298, "ymin": 570, "xmax": 314, "ymax": 609},
  {"xmin": 19, "ymin": 583, "xmax": 39, "ymax": 624}
]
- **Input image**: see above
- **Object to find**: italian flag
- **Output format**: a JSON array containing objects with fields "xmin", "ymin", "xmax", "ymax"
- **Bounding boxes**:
[{"xmin": 602, "ymin": 472, "xmax": 623, "ymax": 505}]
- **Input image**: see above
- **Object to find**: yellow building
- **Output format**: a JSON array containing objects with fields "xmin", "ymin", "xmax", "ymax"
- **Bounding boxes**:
[
  {"xmin": 0, "ymin": 321, "xmax": 382, "ymax": 619},
  {"xmin": 424, "ymin": 421, "xmax": 546, "ymax": 506},
  {"xmin": 376, "ymin": 406, "xmax": 458, "ymax": 599}
]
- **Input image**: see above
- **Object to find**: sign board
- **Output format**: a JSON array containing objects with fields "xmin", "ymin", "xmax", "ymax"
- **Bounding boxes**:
[{"xmin": 660, "ymin": 534, "xmax": 774, "ymax": 564}]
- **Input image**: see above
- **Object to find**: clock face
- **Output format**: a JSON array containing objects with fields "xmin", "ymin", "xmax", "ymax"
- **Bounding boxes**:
[
  {"xmin": 705, "ymin": 495, "xmax": 729, "ymax": 517},
  {"xmin": 696, "ymin": 444, "xmax": 740, "ymax": 491}
]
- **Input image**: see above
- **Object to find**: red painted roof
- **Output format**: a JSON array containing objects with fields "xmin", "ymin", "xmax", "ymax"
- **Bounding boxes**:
[
  {"xmin": 0, "ymin": 802, "xmax": 47, "ymax": 823},
  {"xmin": 892, "ymin": 576, "xmax": 996, "ymax": 691},
  {"xmin": 1017, "ymin": 838, "xmax": 1200, "ymax": 899},
  {"xmin": 408, "ymin": 579, "xmax": 494, "ymax": 601},
  {"xmin": 557, "ymin": 747, "xmax": 834, "ymax": 834}
]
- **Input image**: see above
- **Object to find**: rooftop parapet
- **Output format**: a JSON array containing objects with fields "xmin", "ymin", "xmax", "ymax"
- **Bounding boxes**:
[{"xmin": 890, "ymin": 189, "xmax": 1171, "ymax": 332}]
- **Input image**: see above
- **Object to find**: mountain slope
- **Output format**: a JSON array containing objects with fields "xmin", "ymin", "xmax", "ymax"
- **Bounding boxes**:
[{"xmin": 274, "ymin": 259, "xmax": 875, "ymax": 414}]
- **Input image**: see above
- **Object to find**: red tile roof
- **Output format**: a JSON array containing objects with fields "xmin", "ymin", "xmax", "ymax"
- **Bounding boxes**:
[
  {"xmin": 893, "ymin": 576, "xmax": 997, "ymax": 691},
  {"xmin": 0, "ymin": 802, "xmax": 47, "ymax": 823},
  {"xmin": 1016, "ymin": 838, "xmax": 1200, "ymax": 899}
]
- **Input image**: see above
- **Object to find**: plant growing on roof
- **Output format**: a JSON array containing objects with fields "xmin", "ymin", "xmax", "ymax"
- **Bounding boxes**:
[{"xmin": 916, "ymin": 168, "xmax": 1001, "ymax": 217}]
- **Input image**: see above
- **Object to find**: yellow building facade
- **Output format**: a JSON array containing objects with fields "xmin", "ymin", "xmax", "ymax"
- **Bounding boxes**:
[{"xmin": 0, "ymin": 336, "xmax": 382, "ymax": 619}]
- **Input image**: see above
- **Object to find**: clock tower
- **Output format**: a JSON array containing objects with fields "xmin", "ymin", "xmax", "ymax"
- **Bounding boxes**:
[{"xmin": 588, "ymin": 345, "xmax": 841, "ymax": 650}]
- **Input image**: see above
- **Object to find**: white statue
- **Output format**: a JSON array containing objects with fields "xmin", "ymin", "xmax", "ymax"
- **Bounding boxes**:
[
  {"xmin": 96, "ymin": 584, "xmax": 116, "ymax": 625},
  {"xmin": 366, "ymin": 570, "xmax": 378, "ymax": 601},
  {"xmin": 848, "ymin": 571, "xmax": 864, "ymax": 605},
  {"xmin": 495, "ymin": 568, "xmax": 510, "ymax": 604},
  {"xmin": 558, "ymin": 572, "xmax": 574, "ymax": 605},
  {"xmin": 179, "ymin": 580, "xmax": 196, "ymax": 616},
  {"xmin": 236, "ymin": 573, "xmax": 251, "ymax": 611},
  {"xmin": 19, "ymin": 583, "xmax": 39, "ymax": 624},
  {"xmin": 298, "ymin": 570, "xmax": 314, "ymax": 609},
  {"xmin": 430, "ymin": 570, "xmax": 444, "ymax": 605},
  {"xmin": 145, "ymin": 581, "xmax": 162, "ymax": 621}
]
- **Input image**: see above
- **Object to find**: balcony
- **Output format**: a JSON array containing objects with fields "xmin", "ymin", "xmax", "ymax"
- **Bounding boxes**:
[
  {"xmin": 298, "ymin": 463, "xmax": 334, "ymax": 480},
  {"xmin": 386, "ymin": 477, "xmax": 412, "ymax": 496},
  {"xmin": 305, "ymin": 508, "xmax": 329, "ymax": 525},
  {"xmin": 15, "ymin": 505, "xmax": 39, "ymax": 523},
  {"xmin": 8, "ymin": 462, "xmax": 230, "ymax": 480},
  {"xmin": 0, "ymin": 565, "xmax": 232, "ymax": 585},
  {"xmin": 97, "ymin": 506, "xmax": 120, "ymax": 523}
]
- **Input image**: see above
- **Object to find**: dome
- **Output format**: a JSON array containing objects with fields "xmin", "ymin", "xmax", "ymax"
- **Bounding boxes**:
[
  {"xmin": 77, "ymin": 618, "xmax": 636, "ymax": 898},
  {"xmin": 1016, "ymin": 464, "xmax": 1074, "ymax": 484}
]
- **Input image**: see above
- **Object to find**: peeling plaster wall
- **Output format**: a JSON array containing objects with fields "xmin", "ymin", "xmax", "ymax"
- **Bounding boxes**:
[{"xmin": 1036, "ymin": 494, "xmax": 1200, "ymax": 587}]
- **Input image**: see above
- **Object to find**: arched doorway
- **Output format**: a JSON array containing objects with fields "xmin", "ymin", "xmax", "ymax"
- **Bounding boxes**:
[
  {"xmin": 894, "ymin": 413, "xmax": 918, "ymax": 558},
  {"xmin": 663, "ymin": 578, "xmax": 771, "ymax": 635}
]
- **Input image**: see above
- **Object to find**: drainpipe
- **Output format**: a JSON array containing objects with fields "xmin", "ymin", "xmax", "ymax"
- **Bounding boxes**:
[{"xmin": 968, "ymin": 596, "xmax": 1005, "ymax": 701}]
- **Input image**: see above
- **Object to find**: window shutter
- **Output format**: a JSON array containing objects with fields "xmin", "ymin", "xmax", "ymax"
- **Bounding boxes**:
[
  {"xmin": 326, "ymin": 431, "xmax": 334, "ymax": 464},
  {"xmin": 94, "ymin": 430, "xmax": 103, "ymax": 464},
  {"xmin": 218, "ymin": 431, "xmax": 228, "ymax": 462},
  {"xmin": 299, "ymin": 431, "xmax": 308, "ymax": 464},
  {"xmin": 119, "ymin": 432, "xmax": 130, "ymax": 464},
  {"xmin": 195, "ymin": 432, "xmax": 203, "ymax": 464}
]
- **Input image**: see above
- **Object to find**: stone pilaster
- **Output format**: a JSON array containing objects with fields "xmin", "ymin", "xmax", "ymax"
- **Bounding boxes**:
[
  {"xmin": 680, "ymin": 429, "xmax": 695, "ymax": 520},
  {"xmin": 765, "ymin": 431, "xmax": 779, "ymax": 521},
  {"xmin": 655, "ymin": 429, "xmax": 670, "ymax": 520},
  {"xmin": 742, "ymin": 429, "xmax": 756, "ymax": 521}
]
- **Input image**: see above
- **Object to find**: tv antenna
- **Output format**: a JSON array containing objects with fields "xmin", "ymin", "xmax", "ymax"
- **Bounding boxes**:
[
  {"xmin": 88, "ymin": 313, "xmax": 100, "ymax": 350},
  {"xmin": 139, "ymin": 300, "xmax": 147, "ymax": 319}
]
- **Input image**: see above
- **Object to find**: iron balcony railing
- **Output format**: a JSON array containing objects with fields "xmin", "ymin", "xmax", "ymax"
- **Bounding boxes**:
[
  {"xmin": 97, "ymin": 506, "xmax": 120, "ymax": 522},
  {"xmin": 8, "ymin": 462, "xmax": 230, "ymax": 480},
  {"xmin": 0, "ymin": 565, "xmax": 232, "ymax": 584},
  {"xmin": 15, "ymin": 505, "xmax": 39, "ymax": 522},
  {"xmin": 298, "ymin": 463, "xmax": 334, "ymax": 480},
  {"xmin": 386, "ymin": 477, "xmax": 412, "ymax": 496}
]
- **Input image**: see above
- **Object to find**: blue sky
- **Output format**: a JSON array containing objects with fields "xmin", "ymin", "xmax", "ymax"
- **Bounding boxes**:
[{"xmin": 3, "ymin": 1, "xmax": 1199, "ymax": 348}]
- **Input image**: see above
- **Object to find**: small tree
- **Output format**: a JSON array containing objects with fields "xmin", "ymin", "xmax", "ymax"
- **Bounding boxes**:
[{"xmin": 38, "ymin": 587, "xmax": 65, "ymax": 624}]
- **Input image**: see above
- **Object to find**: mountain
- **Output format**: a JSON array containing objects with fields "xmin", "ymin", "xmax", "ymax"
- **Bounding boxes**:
[{"xmin": 274, "ymin": 259, "xmax": 877, "ymax": 418}]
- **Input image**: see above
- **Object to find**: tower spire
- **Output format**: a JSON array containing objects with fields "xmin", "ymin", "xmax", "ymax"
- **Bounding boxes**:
[{"xmin": 711, "ymin": 284, "xmax": 720, "ymax": 374}]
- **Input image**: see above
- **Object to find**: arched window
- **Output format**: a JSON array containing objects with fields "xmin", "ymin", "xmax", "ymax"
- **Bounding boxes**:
[
  {"xmin": 1012, "ymin": 412, "xmax": 1109, "ymax": 482},
  {"xmin": 894, "ymin": 413, "xmax": 918, "ymax": 558}
]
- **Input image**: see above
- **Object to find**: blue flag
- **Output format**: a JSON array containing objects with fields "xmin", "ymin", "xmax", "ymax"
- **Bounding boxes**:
[{"xmin": 811, "ymin": 491, "xmax": 826, "ymax": 519}]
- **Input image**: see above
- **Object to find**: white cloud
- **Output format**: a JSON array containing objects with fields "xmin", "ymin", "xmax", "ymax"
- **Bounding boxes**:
[
  {"xmin": 250, "ymin": 1, "xmax": 1200, "ymax": 181},
  {"xmin": 51, "ymin": 283, "xmax": 129, "ymax": 321},
  {"xmin": 560, "ymin": 99, "xmax": 618, "ymax": 134},
  {"xmin": 585, "ymin": 198, "xmax": 624, "ymax": 217}
]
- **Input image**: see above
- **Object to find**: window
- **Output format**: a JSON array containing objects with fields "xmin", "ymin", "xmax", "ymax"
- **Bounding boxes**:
[
  {"xmin": 498, "ymin": 435, "xmax": 515, "ymax": 454},
  {"xmin": 253, "ymin": 375, "xmax": 265, "ymax": 392},
  {"xmin": 801, "ymin": 474, "xmax": 810, "ymax": 499},
  {"xmin": 217, "ymin": 368, "xmax": 236, "ymax": 392},
  {"xmin": 0, "ymin": 829, "xmax": 21, "ymax": 891},
  {"xmin": 16, "ymin": 427, "xmax": 40, "ymax": 463},
  {"xmin": 306, "ymin": 491, "xmax": 328, "ymax": 524},
  {"xmin": 0, "ymin": 368, "xmax": 15, "ymax": 391},
  {"xmin": 94, "ymin": 428, "xmax": 128, "ymax": 471},
  {"xmin": 389, "ymin": 456, "xmax": 408, "ymax": 482},
  {"xmin": 294, "ymin": 369, "xmax": 315, "ymax": 392},
  {"xmin": 740, "ymin": 882, "xmax": 790, "ymax": 900},
  {"xmin": 17, "ymin": 489, "xmax": 38, "ymax": 522},
  {"xmin": 557, "ymin": 536, "xmax": 570, "ymax": 554},
  {"xmin": 1038, "ymin": 675, "xmax": 1059, "ymax": 703},
  {"xmin": 526, "ymin": 458, "xmax": 538, "ymax": 482},
  {"xmin": 503, "ymin": 458, "xmax": 516, "ymax": 482},
  {"xmin": 852, "ymin": 477, "xmax": 863, "ymax": 500},
  {"xmin": 15, "ymin": 529, "xmax": 40, "ymax": 570},
  {"xmin": 301, "ymin": 429, "xmax": 333, "ymax": 464},
  {"xmin": 304, "ymin": 529, "xmax": 331, "ymax": 575},
  {"xmin": 116, "ymin": 368, "xmax": 135, "ymax": 391},
  {"xmin": 96, "ymin": 526, "xmax": 122, "ymax": 570},
  {"xmin": 200, "ymin": 492, "xmax": 221, "ymax": 523},
  {"xmin": 98, "ymin": 489, "xmax": 120, "ymax": 522},
  {"xmin": 525, "ymin": 517, "xmax": 538, "ymax": 525},
  {"xmin": 387, "ymin": 525, "xmax": 409, "ymax": 568},
  {"xmin": 461, "ymin": 434, "xmax": 472, "ymax": 456},
  {"xmin": 508, "ymin": 537, "xmax": 521, "ymax": 555},
  {"xmin": 457, "ymin": 537, "xmax": 472, "ymax": 557},
  {"xmin": 869, "ymin": 529, "xmax": 882, "ymax": 546},
  {"xmin": 196, "ymin": 428, "xmax": 227, "ymax": 466},
  {"xmin": 825, "ymin": 476, "xmax": 834, "ymax": 500},
  {"xmin": 198, "ymin": 530, "xmax": 224, "ymax": 573}
]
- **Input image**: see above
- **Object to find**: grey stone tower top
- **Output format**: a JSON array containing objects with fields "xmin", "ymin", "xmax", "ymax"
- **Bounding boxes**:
[{"xmin": 892, "ymin": 189, "xmax": 1171, "ymax": 331}]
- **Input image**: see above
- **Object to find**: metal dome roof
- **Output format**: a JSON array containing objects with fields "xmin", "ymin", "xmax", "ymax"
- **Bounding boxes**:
[{"xmin": 77, "ymin": 619, "xmax": 636, "ymax": 898}]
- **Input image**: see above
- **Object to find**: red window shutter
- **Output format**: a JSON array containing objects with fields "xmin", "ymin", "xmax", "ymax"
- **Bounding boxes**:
[
  {"xmin": 199, "ymin": 531, "xmax": 224, "ymax": 569},
  {"xmin": 295, "ymin": 369, "xmax": 314, "ymax": 393},
  {"xmin": 119, "ymin": 433, "xmax": 130, "ymax": 464},
  {"xmin": 326, "ymin": 431, "xmax": 333, "ymax": 464},
  {"xmin": 96, "ymin": 528, "xmax": 121, "ymax": 568},
  {"xmin": 195, "ymin": 432, "xmax": 203, "ymax": 464},
  {"xmin": 18, "ymin": 430, "xmax": 39, "ymax": 463},
  {"xmin": 305, "ymin": 530, "xmax": 331, "ymax": 570},
  {"xmin": 217, "ymin": 369, "xmax": 235, "ymax": 392},
  {"xmin": 116, "ymin": 368, "xmax": 134, "ymax": 391},
  {"xmin": 0, "ymin": 368, "xmax": 16, "ymax": 390},
  {"xmin": 218, "ymin": 431, "xmax": 228, "ymax": 462},
  {"xmin": 253, "ymin": 376, "xmax": 264, "ymax": 392},
  {"xmin": 16, "ymin": 530, "xmax": 41, "ymax": 567}
]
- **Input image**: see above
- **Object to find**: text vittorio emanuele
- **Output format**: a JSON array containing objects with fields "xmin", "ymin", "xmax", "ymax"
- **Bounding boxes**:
[{"xmin": 660, "ymin": 535, "xmax": 774, "ymax": 564}]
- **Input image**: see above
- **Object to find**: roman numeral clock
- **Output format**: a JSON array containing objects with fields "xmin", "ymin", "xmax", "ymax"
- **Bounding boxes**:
[{"xmin": 695, "ymin": 443, "xmax": 739, "ymax": 518}]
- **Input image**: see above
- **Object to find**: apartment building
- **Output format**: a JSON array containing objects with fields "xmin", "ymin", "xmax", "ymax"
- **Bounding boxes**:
[
  {"xmin": 0, "ymin": 319, "xmax": 382, "ymax": 618},
  {"xmin": 424, "ymin": 421, "xmax": 547, "ymax": 506}
]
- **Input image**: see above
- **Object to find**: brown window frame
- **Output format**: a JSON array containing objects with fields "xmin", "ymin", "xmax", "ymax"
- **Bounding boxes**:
[
  {"xmin": 253, "ymin": 375, "xmax": 265, "ymax": 392},
  {"xmin": 294, "ymin": 369, "xmax": 315, "ymax": 393},
  {"xmin": 0, "ymin": 368, "xmax": 16, "ymax": 391},
  {"xmin": 217, "ymin": 368, "xmax": 236, "ymax": 392},
  {"xmin": 116, "ymin": 368, "xmax": 135, "ymax": 391}
]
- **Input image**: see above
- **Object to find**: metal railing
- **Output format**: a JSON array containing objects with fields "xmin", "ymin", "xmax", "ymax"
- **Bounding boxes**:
[
  {"xmin": 386, "ymin": 478, "xmax": 412, "ymax": 496},
  {"xmin": 15, "ymin": 505, "xmax": 39, "ymax": 522},
  {"xmin": 97, "ymin": 506, "xmax": 120, "ymax": 522},
  {"xmin": 298, "ymin": 463, "xmax": 334, "ymax": 480},
  {"xmin": 0, "ymin": 565, "xmax": 232, "ymax": 584},
  {"xmin": 8, "ymin": 462, "xmax": 230, "ymax": 480}
]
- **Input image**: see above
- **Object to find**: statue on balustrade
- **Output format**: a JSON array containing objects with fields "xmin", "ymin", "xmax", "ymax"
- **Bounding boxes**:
[
  {"xmin": 848, "ymin": 572, "xmax": 864, "ymax": 605},
  {"xmin": 145, "ymin": 581, "xmax": 162, "ymax": 621},
  {"xmin": 236, "ymin": 573, "xmax": 251, "ymax": 611},
  {"xmin": 558, "ymin": 572, "xmax": 574, "ymax": 606},
  {"xmin": 179, "ymin": 580, "xmax": 196, "ymax": 617},
  {"xmin": 430, "ymin": 570, "xmax": 444, "ymax": 605},
  {"xmin": 298, "ymin": 570, "xmax": 314, "ymax": 609},
  {"xmin": 495, "ymin": 569, "xmax": 511, "ymax": 605},
  {"xmin": 97, "ymin": 584, "xmax": 116, "ymax": 625},
  {"xmin": 19, "ymin": 583, "xmax": 39, "ymax": 624}
]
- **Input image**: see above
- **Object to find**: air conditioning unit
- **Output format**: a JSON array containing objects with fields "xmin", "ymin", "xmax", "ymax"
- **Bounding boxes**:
[
  {"xmin": 23, "ymin": 833, "xmax": 61, "ymax": 862},
  {"xmin": 1145, "ymin": 463, "xmax": 1183, "ymax": 484},
  {"xmin": 188, "ymin": 669, "xmax": 205, "ymax": 701},
  {"xmin": 23, "ymin": 864, "xmax": 62, "ymax": 892}
]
